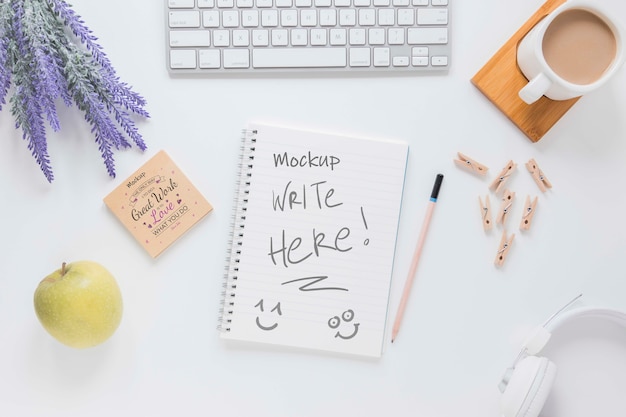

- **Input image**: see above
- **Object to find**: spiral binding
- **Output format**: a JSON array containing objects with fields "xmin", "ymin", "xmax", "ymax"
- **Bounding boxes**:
[{"xmin": 218, "ymin": 129, "xmax": 257, "ymax": 332}]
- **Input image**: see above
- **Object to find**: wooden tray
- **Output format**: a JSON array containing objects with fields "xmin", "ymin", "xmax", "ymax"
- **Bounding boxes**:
[{"xmin": 471, "ymin": 0, "xmax": 579, "ymax": 142}]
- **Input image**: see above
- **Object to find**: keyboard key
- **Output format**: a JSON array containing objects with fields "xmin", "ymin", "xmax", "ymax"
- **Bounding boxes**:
[
  {"xmin": 301, "ymin": 10, "xmax": 317, "ymax": 26},
  {"xmin": 170, "ymin": 49, "xmax": 197, "ymax": 68},
  {"xmin": 242, "ymin": 10, "xmax": 259, "ymax": 26},
  {"xmin": 169, "ymin": 0, "xmax": 195, "ymax": 8},
  {"xmin": 358, "ymin": 9, "xmax": 375, "ymax": 26},
  {"xmin": 224, "ymin": 49, "xmax": 250, "ymax": 67},
  {"xmin": 392, "ymin": 56, "xmax": 409, "ymax": 66},
  {"xmin": 223, "ymin": 10, "xmax": 240, "ymax": 27},
  {"xmin": 281, "ymin": 9, "xmax": 298, "ymax": 26},
  {"xmin": 261, "ymin": 9, "xmax": 279, "ymax": 26},
  {"xmin": 169, "ymin": 11, "xmax": 201, "ymax": 28},
  {"xmin": 213, "ymin": 29, "xmax": 230, "ymax": 46},
  {"xmin": 431, "ymin": 55, "xmax": 448, "ymax": 66},
  {"xmin": 339, "ymin": 9, "xmax": 356, "ymax": 26},
  {"xmin": 233, "ymin": 29, "xmax": 250, "ymax": 45},
  {"xmin": 373, "ymin": 47, "xmax": 390, "ymax": 66},
  {"xmin": 412, "ymin": 56, "xmax": 428, "ymax": 66},
  {"xmin": 349, "ymin": 28, "xmax": 366, "ymax": 45},
  {"xmin": 203, "ymin": 11, "xmax": 220, "ymax": 27},
  {"xmin": 272, "ymin": 29, "xmax": 289, "ymax": 45},
  {"xmin": 320, "ymin": 9, "xmax": 337, "ymax": 26},
  {"xmin": 368, "ymin": 28, "xmax": 385, "ymax": 45},
  {"xmin": 253, "ymin": 48, "xmax": 347, "ymax": 68},
  {"xmin": 329, "ymin": 28, "xmax": 347, "ymax": 45},
  {"xmin": 378, "ymin": 9, "xmax": 394, "ymax": 26},
  {"xmin": 397, "ymin": 8, "xmax": 414, "ymax": 25},
  {"xmin": 311, "ymin": 28, "xmax": 327, "ymax": 45},
  {"xmin": 199, "ymin": 50, "xmax": 221, "ymax": 68},
  {"xmin": 252, "ymin": 29, "xmax": 269, "ymax": 45},
  {"xmin": 291, "ymin": 28, "xmax": 308, "ymax": 45},
  {"xmin": 407, "ymin": 27, "xmax": 448, "ymax": 44},
  {"xmin": 349, "ymin": 47, "xmax": 370, "ymax": 66},
  {"xmin": 412, "ymin": 46, "xmax": 428, "ymax": 56},
  {"xmin": 198, "ymin": 0, "xmax": 215, "ymax": 7},
  {"xmin": 417, "ymin": 9, "xmax": 448, "ymax": 25},
  {"xmin": 388, "ymin": 28, "xmax": 404, "ymax": 44},
  {"xmin": 169, "ymin": 30, "xmax": 211, "ymax": 47}
]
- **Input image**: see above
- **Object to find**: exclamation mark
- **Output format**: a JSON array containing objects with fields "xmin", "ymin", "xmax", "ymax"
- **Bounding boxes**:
[{"xmin": 361, "ymin": 206, "xmax": 369, "ymax": 246}]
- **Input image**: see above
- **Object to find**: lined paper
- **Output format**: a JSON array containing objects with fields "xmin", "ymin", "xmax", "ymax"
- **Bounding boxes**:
[{"xmin": 220, "ymin": 123, "xmax": 409, "ymax": 357}]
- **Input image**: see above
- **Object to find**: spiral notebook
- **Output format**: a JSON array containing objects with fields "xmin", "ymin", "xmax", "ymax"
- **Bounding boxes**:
[{"xmin": 219, "ymin": 123, "xmax": 409, "ymax": 357}]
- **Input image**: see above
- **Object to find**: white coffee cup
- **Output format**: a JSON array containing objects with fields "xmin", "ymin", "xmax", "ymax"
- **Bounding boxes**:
[{"xmin": 517, "ymin": 0, "xmax": 625, "ymax": 104}]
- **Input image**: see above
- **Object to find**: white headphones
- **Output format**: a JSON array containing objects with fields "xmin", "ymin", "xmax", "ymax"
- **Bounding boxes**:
[{"xmin": 498, "ymin": 294, "xmax": 626, "ymax": 417}]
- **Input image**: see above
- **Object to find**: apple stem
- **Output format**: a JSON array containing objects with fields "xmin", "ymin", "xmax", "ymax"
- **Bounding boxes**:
[{"xmin": 61, "ymin": 262, "xmax": 67, "ymax": 276}]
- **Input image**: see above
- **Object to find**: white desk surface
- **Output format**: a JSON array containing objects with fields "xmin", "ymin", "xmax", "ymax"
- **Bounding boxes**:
[{"xmin": 2, "ymin": 1, "xmax": 626, "ymax": 416}]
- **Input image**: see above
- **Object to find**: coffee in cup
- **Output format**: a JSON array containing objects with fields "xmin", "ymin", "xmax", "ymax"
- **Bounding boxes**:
[{"xmin": 517, "ymin": 1, "xmax": 624, "ymax": 104}]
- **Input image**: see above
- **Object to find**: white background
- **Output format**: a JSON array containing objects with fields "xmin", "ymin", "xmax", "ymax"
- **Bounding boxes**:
[{"xmin": 1, "ymin": 0, "xmax": 626, "ymax": 416}]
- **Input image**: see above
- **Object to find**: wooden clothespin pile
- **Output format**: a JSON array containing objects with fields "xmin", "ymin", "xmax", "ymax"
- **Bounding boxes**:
[{"xmin": 454, "ymin": 152, "xmax": 553, "ymax": 267}]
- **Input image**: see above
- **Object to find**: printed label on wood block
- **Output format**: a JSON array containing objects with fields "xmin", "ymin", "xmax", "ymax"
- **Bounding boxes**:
[{"xmin": 104, "ymin": 150, "xmax": 213, "ymax": 257}]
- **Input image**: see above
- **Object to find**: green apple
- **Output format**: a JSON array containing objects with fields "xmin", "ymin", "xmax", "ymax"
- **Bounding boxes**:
[{"xmin": 34, "ymin": 260, "xmax": 123, "ymax": 349}]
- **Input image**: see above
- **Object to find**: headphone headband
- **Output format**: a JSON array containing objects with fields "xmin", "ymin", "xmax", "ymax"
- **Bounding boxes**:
[
  {"xmin": 546, "ymin": 307, "xmax": 626, "ymax": 333},
  {"xmin": 522, "ymin": 300, "xmax": 626, "ymax": 357}
]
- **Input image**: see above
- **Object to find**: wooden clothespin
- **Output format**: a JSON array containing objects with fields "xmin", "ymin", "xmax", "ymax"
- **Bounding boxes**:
[
  {"xmin": 495, "ymin": 230, "xmax": 515, "ymax": 267},
  {"xmin": 454, "ymin": 152, "xmax": 489, "ymax": 176},
  {"xmin": 526, "ymin": 158, "xmax": 552, "ymax": 192},
  {"xmin": 490, "ymin": 160, "xmax": 517, "ymax": 194},
  {"xmin": 496, "ymin": 189, "xmax": 515, "ymax": 225},
  {"xmin": 478, "ymin": 195, "xmax": 492, "ymax": 231},
  {"xmin": 520, "ymin": 195, "xmax": 538, "ymax": 231}
]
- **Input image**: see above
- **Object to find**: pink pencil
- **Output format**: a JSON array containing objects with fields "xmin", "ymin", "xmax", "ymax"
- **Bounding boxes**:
[{"xmin": 391, "ymin": 173, "xmax": 443, "ymax": 343}]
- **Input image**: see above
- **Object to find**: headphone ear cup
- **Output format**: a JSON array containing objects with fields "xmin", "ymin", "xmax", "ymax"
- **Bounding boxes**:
[{"xmin": 500, "ymin": 356, "xmax": 557, "ymax": 417}]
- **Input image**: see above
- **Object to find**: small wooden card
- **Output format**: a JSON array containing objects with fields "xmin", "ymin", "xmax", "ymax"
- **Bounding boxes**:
[
  {"xmin": 471, "ymin": 0, "xmax": 579, "ymax": 142},
  {"xmin": 104, "ymin": 150, "xmax": 213, "ymax": 258}
]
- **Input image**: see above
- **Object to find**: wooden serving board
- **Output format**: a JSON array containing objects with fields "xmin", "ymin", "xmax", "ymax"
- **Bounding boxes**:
[{"xmin": 471, "ymin": 0, "xmax": 579, "ymax": 142}]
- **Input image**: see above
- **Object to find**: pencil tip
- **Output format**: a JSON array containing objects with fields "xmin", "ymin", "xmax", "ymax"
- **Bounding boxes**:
[{"xmin": 391, "ymin": 338, "xmax": 395, "ymax": 343}]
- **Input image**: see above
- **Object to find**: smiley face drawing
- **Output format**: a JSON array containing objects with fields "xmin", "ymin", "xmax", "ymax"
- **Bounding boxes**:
[
  {"xmin": 328, "ymin": 309, "xmax": 360, "ymax": 340},
  {"xmin": 254, "ymin": 299, "xmax": 282, "ymax": 331}
]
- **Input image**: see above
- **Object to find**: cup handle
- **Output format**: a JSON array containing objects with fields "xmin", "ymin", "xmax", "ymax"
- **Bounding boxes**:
[{"xmin": 518, "ymin": 73, "xmax": 551, "ymax": 104}]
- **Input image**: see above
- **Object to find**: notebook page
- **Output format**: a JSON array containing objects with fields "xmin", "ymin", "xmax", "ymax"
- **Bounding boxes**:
[{"xmin": 221, "ymin": 123, "xmax": 409, "ymax": 357}]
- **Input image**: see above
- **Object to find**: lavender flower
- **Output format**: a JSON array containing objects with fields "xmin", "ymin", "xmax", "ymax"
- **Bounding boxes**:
[
  {"xmin": 0, "ymin": 2, "xmax": 14, "ymax": 111},
  {"xmin": 0, "ymin": 0, "xmax": 149, "ymax": 182}
]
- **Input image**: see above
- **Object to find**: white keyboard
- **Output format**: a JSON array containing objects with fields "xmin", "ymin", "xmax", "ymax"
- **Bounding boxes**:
[{"xmin": 166, "ymin": 0, "xmax": 450, "ymax": 73}]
